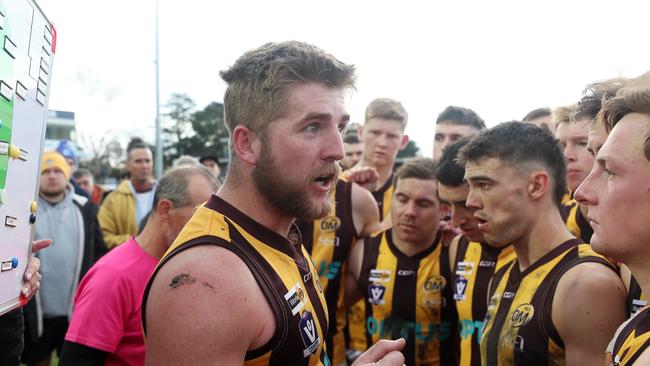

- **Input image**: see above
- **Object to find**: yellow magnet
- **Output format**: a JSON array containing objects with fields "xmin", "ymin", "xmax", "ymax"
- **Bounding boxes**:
[
  {"xmin": 30, "ymin": 200, "xmax": 37, "ymax": 213},
  {"xmin": 8, "ymin": 144, "xmax": 21, "ymax": 159}
]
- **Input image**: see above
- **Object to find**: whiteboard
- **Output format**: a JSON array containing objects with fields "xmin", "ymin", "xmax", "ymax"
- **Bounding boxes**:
[{"xmin": 0, "ymin": 0, "xmax": 54, "ymax": 316}]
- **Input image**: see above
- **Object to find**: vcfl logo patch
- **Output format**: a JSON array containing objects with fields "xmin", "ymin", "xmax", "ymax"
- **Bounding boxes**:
[
  {"xmin": 454, "ymin": 277, "xmax": 468, "ymax": 300},
  {"xmin": 368, "ymin": 284, "xmax": 386, "ymax": 305},
  {"xmin": 299, "ymin": 311, "xmax": 320, "ymax": 357}
]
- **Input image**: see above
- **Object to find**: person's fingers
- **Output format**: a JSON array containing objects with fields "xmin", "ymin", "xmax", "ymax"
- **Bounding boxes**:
[
  {"xmin": 353, "ymin": 338, "xmax": 406, "ymax": 365},
  {"xmin": 24, "ymin": 257, "xmax": 40, "ymax": 281},
  {"xmin": 32, "ymin": 239, "xmax": 52, "ymax": 253}
]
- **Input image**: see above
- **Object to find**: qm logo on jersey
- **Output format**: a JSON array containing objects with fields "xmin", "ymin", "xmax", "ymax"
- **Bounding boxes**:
[
  {"xmin": 320, "ymin": 217, "xmax": 341, "ymax": 233},
  {"xmin": 368, "ymin": 283, "xmax": 386, "ymax": 305},
  {"xmin": 511, "ymin": 303, "xmax": 535, "ymax": 328},
  {"xmin": 299, "ymin": 311, "xmax": 321, "ymax": 357}
]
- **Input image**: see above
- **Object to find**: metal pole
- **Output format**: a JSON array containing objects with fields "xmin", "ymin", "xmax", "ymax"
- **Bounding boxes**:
[{"xmin": 154, "ymin": 0, "xmax": 163, "ymax": 178}]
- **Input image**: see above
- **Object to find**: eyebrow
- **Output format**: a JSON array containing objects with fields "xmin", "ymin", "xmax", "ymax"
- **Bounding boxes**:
[{"xmin": 464, "ymin": 174, "xmax": 494, "ymax": 183}]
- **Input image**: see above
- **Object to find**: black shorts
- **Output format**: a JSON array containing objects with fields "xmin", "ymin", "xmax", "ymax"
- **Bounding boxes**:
[
  {"xmin": 21, "ymin": 316, "xmax": 69, "ymax": 365},
  {"xmin": 0, "ymin": 308, "xmax": 24, "ymax": 366}
]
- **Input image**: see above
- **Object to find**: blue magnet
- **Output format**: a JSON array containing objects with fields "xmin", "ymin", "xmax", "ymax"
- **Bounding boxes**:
[{"xmin": 12, "ymin": 257, "xmax": 18, "ymax": 268}]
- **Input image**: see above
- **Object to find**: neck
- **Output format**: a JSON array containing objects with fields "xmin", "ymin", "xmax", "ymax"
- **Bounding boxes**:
[
  {"xmin": 131, "ymin": 178, "xmax": 153, "ymax": 192},
  {"xmin": 41, "ymin": 191, "xmax": 66, "ymax": 204},
  {"xmin": 359, "ymin": 158, "xmax": 393, "ymax": 188},
  {"xmin": 391, "ymin": 230, "xmax": 438, "ymax": 257},
  {"xmin": 136, "ymin": 216, "xmax": 167, "ymax": 260},
  {"xmin": 513, "ymin": 203, "xmax": 574, "ymax": 271},
  {"xmin": 218, "ymin": 173, "xmax": 294, "ymax": 237}
]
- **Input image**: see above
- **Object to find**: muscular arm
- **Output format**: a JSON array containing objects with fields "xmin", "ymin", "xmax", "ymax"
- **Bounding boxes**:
[
  {"xmin": 145, "ymin": 245, "xmax": 275, "ymax": 365},
  {"xmin": 351, "ymin": 183, "xmax": 381, "ymax": 237},
  {"xmin": 633, "ymin": 347, "xmax": 650, "ymax": 365},
  {"xmin": 553, "ymin": 262, "xmax": 627, "ymax": 366},
  {"xmin": 346, "ymin": 238, "xmax": 365, "ymax": 308}
]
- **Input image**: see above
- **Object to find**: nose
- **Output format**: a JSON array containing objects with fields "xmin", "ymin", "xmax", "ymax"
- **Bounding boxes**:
[
  {"xmin": 403, "ymin": 201, "xmax": 418, "ymax": 218},
  {"xmin": 563, "ymin": 144, "xmax": 576, "ymax": 162},
  {"xmin": 324, "ymin": 127, "xmax": 345, "ymax": 162},
  {"xmin": 450, "ymin": 206, "xmax": 466, "ymax": 229},
  {"xmin": 465, "ymin": 188, "xmax": 482, "ymax": 210},
  {"xmin": 574, "ymin": 169, "xmax": 597, "ymax": 206}
]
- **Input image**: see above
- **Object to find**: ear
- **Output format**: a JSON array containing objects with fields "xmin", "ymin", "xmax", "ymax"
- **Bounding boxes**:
[
  {"xmin": 399, "ymin": 134, "xmax": 410, "ymax": 150},
  {"xmin": 527, "ymin": 171, "xmax": 550, "ymax": 201},
  {"xmin": 231, "ymin": 125, "xmax": 261, "ymax": 166},
  {"xmin": 156, "ymin": 199, "xmax": 174, "ymax": 220}
]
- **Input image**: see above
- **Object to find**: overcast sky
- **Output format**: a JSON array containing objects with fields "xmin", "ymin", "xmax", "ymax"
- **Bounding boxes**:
[{"xmin": 37, "ymin": 0, "xmax": 649, "ymax": 156}]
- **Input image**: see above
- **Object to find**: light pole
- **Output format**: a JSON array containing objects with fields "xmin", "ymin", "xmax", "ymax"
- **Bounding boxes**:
[{"xmin": 154, "ymin": 0, "xmax": 163, "ymax": 178}]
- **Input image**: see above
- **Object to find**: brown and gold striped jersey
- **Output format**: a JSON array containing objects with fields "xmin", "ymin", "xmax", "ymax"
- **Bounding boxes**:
[
  {"xmin": 610, "ymin": 307, "xmax": 650, "ymax": 365},
  {"xmin": 297, "ymin": 179, "xmax": 358, "ymax": 366},
  {"xmin": 143, "ymin": 195, "xmax": 330, "ymax": 366},
  {"xmin": 480, "ymin": 239, "xmax": 616, "ymax": 366},
  {"xmin": 358, "ymin": 229, "xmax": 457, "ymax": 366},
  {"xmin": 452, "ymin": 236, "xmax": 516, "ymax": 366}
]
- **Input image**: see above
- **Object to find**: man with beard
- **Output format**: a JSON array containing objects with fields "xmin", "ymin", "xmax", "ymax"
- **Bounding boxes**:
[
  {"xmin": 143, "ymin": 41, "xmax": 405, "ymax": 366},
  {"xmin": 22, "ymin": 152, "xmax": 106, "ymax": 366},
  {"xmin": 346, "ymin": 158, "xmax": 457, "ymax": 366},
  {"xmin": 59, "ymin": 166, "xmax": 219, "ymax": 365},
  {"xmin": 435, "ymin": 139, "xmax": 516, "ymax": 366},
  {"xmin": 458, "ymin": 122, "xmax": 626, "ymax": 365},
  {"xmin": 99, "ymin": 138, "xmax": 156, "ymax": 249}
]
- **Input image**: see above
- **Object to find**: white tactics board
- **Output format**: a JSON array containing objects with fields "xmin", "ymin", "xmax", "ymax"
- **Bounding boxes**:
[{"xmin": 0, "ymin": 0, "xmax": 55, "ymax": 315}]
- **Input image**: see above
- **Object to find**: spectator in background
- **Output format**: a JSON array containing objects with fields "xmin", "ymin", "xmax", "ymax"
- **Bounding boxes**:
[
  {"xmin": 55, "ymin": 140, "xmax": 89, "ymax": 198},
  {"xmin": 341, "ymin": 134, "xmax": 363, "ymax": 170},
  {"xmin": 433, "ymin": 105, "xmax": 486, "ymax": 160},
  {"xmin": 73, "ymin": 169, "xmax": 106, "ymax": 206},
  {"xmin": 522, "ymin": 107, "xmax": 555, "ymax": 135},
  {"xmin": 98, "ymin": 138, "xmax": 156, "ymax": 249},
  {"xmin": 199, "ymin": 155, "xmax": 221, "ymax": 180},
  {"xmin": 59, "ymin": 165, "xmax": 219, "ymax": 365},
  {"xmin": 22, "ymin": 152, "xmax": 106, "ymax": 366}
]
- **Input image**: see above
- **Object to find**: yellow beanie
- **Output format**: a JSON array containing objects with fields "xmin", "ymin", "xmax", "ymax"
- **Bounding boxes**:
[{"xmin": 41, "ymin": 151, "xmax": 71, "ymax": 180}]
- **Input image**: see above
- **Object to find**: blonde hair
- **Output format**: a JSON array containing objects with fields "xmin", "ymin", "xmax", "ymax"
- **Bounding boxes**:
[{"xmin": 364, "ymin": 98, "xmax": 408, "ymax": 130}]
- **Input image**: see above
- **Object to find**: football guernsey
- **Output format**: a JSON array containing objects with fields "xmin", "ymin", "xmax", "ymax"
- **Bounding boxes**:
[
  {"xmin": 142, "ymin": 195, "xmax": 330, "ymax": 366},
  {"xmin": 480, "ymin": 239, "xmax": 616, "ymax": 366},
  {"xmin": 560, "ymin": 199, "xmax": 593, "ymax": 244},
  {"xmin": 358, "ymin": 229, "xmax": 457, "ymax": 366},
  {"xmin": 297, "ymin": 179, "xmax": 358, "ymax": 366},
  {"xmin": 347, "ymin": 173, "xmax": 395, "ymax": 355},
  {"xmin": 609, "ymin": 307, "xmax": 650, "ymax": 366},
  {"xmin": 452, "ymin": 236, "xmax": 516, "ymax": 366},
  {"xmin": 627, "ymin": 275, "xmax": 648, "ymax": 317}
]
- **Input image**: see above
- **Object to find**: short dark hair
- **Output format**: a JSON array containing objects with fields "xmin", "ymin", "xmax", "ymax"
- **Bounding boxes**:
[
  {"xmin": 434, "ymin": 138, "xmax": 471, "ymax": 187},
  {"xmin": 127, "ymin": 137, "xmax": 151, "ymax": 155},
  {"xmin": 394, "ymin": 157, "xmax": 437, "ymax": 184},
  {"xmin": 343, "ymin": 134, "xmax": 360, "ymax": 144},
  {"xmin": 522, "ymin": 107, "xmax": 551, "ymax": 122},
  {"xmin": 458, "ymin": 121, "xmax": 567, "ymax": 207},
  {"xmin": 436, "ymin": 106, "xmax": 486, "ymax": 130}
]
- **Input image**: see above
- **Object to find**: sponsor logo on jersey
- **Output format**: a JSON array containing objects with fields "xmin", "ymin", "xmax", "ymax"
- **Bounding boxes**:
[
  {"xmin": 320, "ymin": 216, "xmax": 341, "ymax": 233},
  {"xmin": 299, "ymin": 310, "xmax": 321, "ymax": 357},
  {"xmin": 510, "ymin": 303, "xmax": 534, "ymax": 328},
  {"xmin": 479, "ymin": 260, "xmax": 496, "ymax": 267},
  {"xmin": 454, "ymin": 277, "xmax": 468, "ymax": 300},
  {"xmin": 285, "ymin": 283, "xmax": 307, "ymax": 316},
  {"xmin": 423, "ymin": 298, "xmax": 447, "ymax": 308},
  {"xmin": 318, "ymin": 236, "xmax": 340, "ymax": 247},
  {"xmin": 368, "ymin": 283, "xmax": 386, "ymax": 305},
  {"xmin": 503, "ymin": 291, "xmax": 515, "ymax": 299},
  {"xmin": 369, "ymin": 269, "xmax": 391, "ymax": 283},
  {"xmin": 397, "ymin": 269, "xmax": 415, "ymax": 276},
  {"xmin": 456, "ymin": 261, "xmax": 475, "ymax": 275},
  {"xmin": 424, "ymin": 275, "xmax": 447, "ymax": 293}
]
